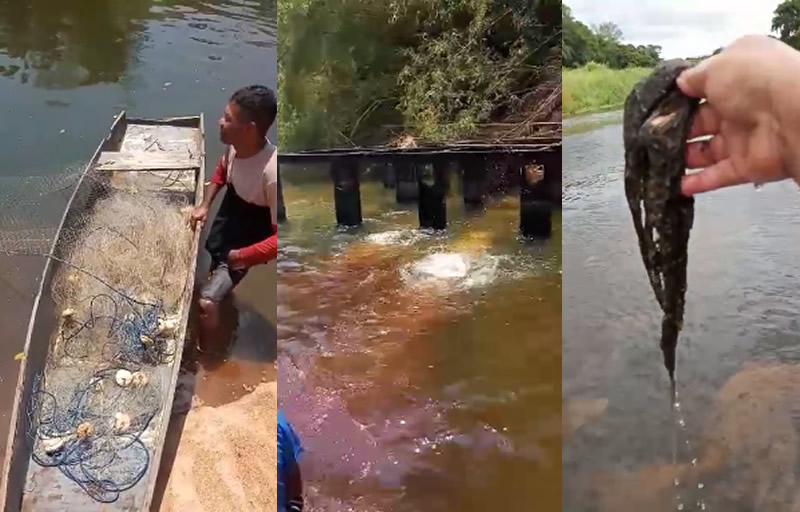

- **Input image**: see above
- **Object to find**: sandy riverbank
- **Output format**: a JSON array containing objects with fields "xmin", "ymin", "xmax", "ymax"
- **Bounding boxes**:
[{"xmin": 159, "ymin": 380, "xmax": 277, "ymax": 512}]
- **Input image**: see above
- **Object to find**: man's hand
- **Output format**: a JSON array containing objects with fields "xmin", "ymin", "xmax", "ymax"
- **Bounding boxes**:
[
  {"xmin": 677, "ymin": 34, "xmax": 800, "ymax": 195},
  {"xmin": 227, "ymin": 249, "xmax": 247, "ymax": 271},
  {"xmin": 189, "ymin": 205, "xmax": 209, "ymax": 231}
]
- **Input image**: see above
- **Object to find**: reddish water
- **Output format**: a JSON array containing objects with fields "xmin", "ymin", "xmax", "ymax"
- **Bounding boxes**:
[{"xmin": 279, "ymin": 180, "xmax": 562, "ymax": 511}]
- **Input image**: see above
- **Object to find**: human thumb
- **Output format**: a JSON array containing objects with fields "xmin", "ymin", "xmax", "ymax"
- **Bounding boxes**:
[{"xmin": 676, "ymin": 57, "xmax": 713, "ymax": 99}]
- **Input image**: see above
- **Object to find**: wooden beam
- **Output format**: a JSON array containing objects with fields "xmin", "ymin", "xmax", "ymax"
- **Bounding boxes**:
[
  {"xmin": 95, "ymin": 151, "xmax": 199, "ymax": 171},
  {"xmin": 331, "ymin": 158, "xmax": 362, "ymax": 226},
  {"xmin": 280, "ymin": 142, "xmax": 561, "ymax": 157}
]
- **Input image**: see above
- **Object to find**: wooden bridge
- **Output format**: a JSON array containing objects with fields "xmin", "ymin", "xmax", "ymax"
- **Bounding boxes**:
[{"xmin": 276, "ymin": 140, "xmax": 561, "ymax": 238}]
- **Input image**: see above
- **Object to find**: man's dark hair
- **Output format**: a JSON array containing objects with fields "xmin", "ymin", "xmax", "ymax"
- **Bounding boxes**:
[{"xmin": 230, "ymin": 85, "xmax": 277, "ymax": 139}]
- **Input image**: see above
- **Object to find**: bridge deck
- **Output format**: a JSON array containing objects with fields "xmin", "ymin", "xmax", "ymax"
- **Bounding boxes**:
[{"xmin": 278, "ymin": 141, "xmax": 561, "ymax": 163}]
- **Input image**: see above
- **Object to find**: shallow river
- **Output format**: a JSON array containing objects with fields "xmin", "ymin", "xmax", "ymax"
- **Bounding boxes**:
[
  {"xmin": 278, "ymin": 176, "xmax": 562, "ymax": 511},
  {"xmin": 563, "ymin": 115, "xmax": 800, "ymax": 511}
]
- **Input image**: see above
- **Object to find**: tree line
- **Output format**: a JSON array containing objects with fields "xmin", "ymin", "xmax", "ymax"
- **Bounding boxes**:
[
  {"xmin": 562, "ymin": 4, "xmax": 660, "ymax": 69},
  {"xmin": 278, "ymin": 0, "xmax": 561, "ymax": 151},
  {"xmin": 565, "ymin": 0, "xmax": 800, "ymax": 71}
]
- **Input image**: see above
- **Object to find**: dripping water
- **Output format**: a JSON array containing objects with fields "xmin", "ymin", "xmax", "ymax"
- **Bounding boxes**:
[{"xmin": 671, "ymin": 380, "xmax": 707, "ymax": 510}]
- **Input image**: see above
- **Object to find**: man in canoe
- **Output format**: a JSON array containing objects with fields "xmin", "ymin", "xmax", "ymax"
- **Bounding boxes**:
[{"xmin": 189, "ymin": 84, "xmax": 278, "ymax": 347}]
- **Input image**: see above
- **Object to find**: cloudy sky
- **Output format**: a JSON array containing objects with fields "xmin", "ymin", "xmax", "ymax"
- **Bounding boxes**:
[{"xmin": 567, "ymin": 0, "xmax": 783, "ymax": 59}]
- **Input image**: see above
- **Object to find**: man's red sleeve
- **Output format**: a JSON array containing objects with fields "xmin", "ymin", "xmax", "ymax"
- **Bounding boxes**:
[
  {"xmin": 210, "ymin": 149, "xmax": 229, "ymax": 185},
  {"xmin": 238, "ymin": 226, "xmax": 278, "ymax": 266}
]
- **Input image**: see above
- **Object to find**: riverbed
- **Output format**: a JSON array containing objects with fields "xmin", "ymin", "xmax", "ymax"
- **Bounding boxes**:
[
  {"xmin": 278, "ymin": 177, "xmax": 562, "ymax": 511},
  {"xmin": 0, "ymin": 0, "xmax": 277, "ymax": 484},
  {"xmin": 563, "ymin": 113, "xmax": 800, "ymax": 511}
]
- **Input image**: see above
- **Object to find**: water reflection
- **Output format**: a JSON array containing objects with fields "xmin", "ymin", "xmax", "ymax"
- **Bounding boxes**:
[
  {"xmin": 0, "ymin": 0, "xmax": 141, "ymax": 87},
  {"xmin": 0, "ymin": 0, "xmax": 275, "ymax": 89}
]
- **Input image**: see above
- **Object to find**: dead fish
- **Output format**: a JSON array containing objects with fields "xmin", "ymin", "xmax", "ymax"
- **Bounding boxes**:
[{"xmin": 622, "ymin": 59, "xmax": 699, "ymax": 382}]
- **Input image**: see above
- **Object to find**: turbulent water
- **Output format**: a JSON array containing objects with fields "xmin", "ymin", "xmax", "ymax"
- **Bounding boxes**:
[
  {"xmin": 278, "ymin": 178, "xmax": 562, "ymax": 511},
  {"xmin": 563, "ymin": 115, "xmax": 800, "ymax": 512}
]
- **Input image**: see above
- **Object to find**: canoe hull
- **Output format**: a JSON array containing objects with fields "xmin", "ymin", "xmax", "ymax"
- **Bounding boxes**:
[{"xmin": 0, "ymin": 112, "xmax": 205, "ymax": 512}]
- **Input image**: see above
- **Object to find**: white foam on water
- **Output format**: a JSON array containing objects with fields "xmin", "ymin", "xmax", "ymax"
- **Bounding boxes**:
[
  {"xmin": 413, "ymin": 253, "xmax": 470, "ymax": 279},
  {"xmin": 401, "ymin": 252, "xmax": 503, "ymax": 291},
  {"xmin": 463, "ymin": 255, "xmax": 501, "ymax": 289},
  {"xmin": 365, "ymin": 229, "xmax": 422, "ymax": 247}
]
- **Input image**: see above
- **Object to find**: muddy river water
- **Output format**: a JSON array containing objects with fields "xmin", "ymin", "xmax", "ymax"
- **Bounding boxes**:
[
  {"xmin": 278, "ymin": 176, "xmax": 562, "ymax": 511},
  {"xmin": 563, "ymin": 114, "xmax": 800, "ymax": 511},
  {"xmin": 0, "ymin": 0, "xmax": 276, "ymax": 469}
]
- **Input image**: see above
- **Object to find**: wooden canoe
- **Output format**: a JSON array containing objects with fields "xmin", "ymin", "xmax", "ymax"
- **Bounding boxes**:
[{"xmin": 0, "ymin": 112, "xmax": 205, "ymax": 511}]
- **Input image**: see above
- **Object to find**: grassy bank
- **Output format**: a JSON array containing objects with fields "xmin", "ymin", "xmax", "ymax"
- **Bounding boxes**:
[
  {"xmin": 563, "ymin": 63, "xmax": 651, "ymax": 117},
  {"xmin": 563, "ymin": 115, "xmax": 623, "ymax": 136}
]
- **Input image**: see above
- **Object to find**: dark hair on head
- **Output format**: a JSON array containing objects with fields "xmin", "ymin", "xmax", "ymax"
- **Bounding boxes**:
[{"xmin": 230, "ymin": 85, "xmax": 277, "ymax": 139}]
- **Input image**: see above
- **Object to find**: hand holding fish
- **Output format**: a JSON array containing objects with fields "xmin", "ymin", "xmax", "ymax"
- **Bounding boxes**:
[{"xmin": 677, "ymin": 35, "xmax": 800, "ymax": 196}]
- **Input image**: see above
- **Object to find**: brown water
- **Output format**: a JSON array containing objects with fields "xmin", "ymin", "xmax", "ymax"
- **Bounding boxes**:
[
  {"xmin": 0, "ymin": 0, "xmax": 276, "ymax": 471},
  {"xmin": 563, "ymin": 115, "xmax": 800, "ymax": 511},
  {"xmin": 278, "ymin": 176, "xmax": 562, "ymax": 511}
]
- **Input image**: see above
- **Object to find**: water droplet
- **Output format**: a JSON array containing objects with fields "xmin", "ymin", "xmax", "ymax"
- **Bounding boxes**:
[
  {"xmin": 691, "ymin": 458, "xmax": 698, "ymax": 465},
  {"xmin": 678, "ymin": 418, "xmax": 686, "ymax": 428},
  {"xmin": 677, "ymin": 503, "xmax": 684, "ymax": 511},
  {"xmin": 700, "ymin": 502, "xmax": 706, "ymax": 510},
  {"xmin": 698, "ymin": 483, "xmax": 704, "ymax": 489},
  {"xmin": 674, "ymin": 478, "xmax": 680, "ymax": 486},
  {"xmin": 675, "ymin": 401, "xmax": 681, "ymax": 410}
]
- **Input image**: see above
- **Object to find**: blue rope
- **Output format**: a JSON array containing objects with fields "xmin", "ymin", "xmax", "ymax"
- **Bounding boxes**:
[{"xmin": 27, "ymin": 286, "xmax": 171, "ymax": 503}]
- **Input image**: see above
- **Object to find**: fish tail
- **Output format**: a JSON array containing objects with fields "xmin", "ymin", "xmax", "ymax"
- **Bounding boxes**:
[{"xmin": 660, "ymin": 315, "xmax": 679, "ymax": 380}]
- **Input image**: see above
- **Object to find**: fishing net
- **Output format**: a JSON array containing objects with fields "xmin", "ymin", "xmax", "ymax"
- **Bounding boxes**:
[
  {"xmin": 0, "ymin": 163, "xmax": 196, "ymax": 503},
  {"xmin": 0, "ymin": 169, "xmax": 83, "ymax": 299}
]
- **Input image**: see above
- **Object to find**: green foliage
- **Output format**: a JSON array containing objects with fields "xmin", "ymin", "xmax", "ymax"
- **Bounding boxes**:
[
  {"xmin": 562, "ymin": 63, "xmax": 651, "ymax": 116},
  {"xmin": 592, "ymin": 21, "xmax": 622, "ymax": 43},
  {"xmin": 773, "ymin": 0, "xmax": 800, "ymax": 49},
  {"xmin": 278, "ymin": 0, "xmax": 561, "ymax": 150},
  {"xmin": 562, "ymin": 4, "xmax": 660, "ymax": 69}
]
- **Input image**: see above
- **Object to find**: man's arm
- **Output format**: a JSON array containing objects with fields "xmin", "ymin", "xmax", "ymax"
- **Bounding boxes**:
[
  {"xmin": 190, "ymin": 148, "xmax": 229, "ymax": 230},
  {"xmin": 203, "ymin": 149, "xmax": 231, "ymax": 207}
]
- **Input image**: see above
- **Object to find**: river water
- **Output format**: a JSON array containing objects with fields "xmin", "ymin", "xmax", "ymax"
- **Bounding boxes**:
[
  {"xmin": 278, "ymin": 175, "xmax": 562, "ymax": 511},
  {"xmin": 0, "ymin": 0, "xmax": 276, "ymax": 470},
  {"xmin": 563, "ymin": 114, "xmax": 800, "ymax": 511}
]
